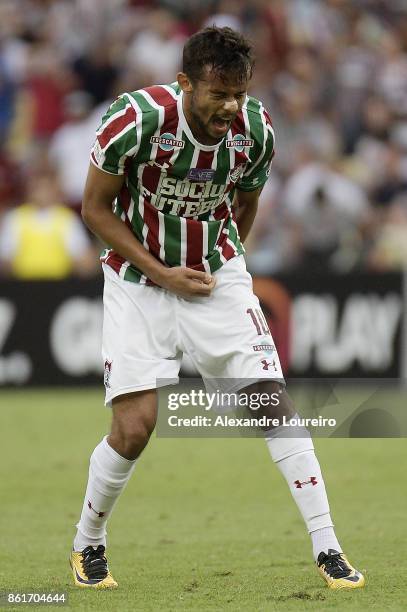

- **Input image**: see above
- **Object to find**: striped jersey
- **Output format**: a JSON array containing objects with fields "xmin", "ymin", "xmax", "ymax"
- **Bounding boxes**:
[{"xmin": 90, "ymin": 82, "xmax": 275, "ymax": 283}]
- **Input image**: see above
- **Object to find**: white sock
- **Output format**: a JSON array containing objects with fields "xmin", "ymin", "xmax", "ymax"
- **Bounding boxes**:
[
  {"xmin": 73, "ymin": 436, "xmax": 136, "ymax": 551},
  {"xmin": 265, "ymin": 415, "xmax": 342, "ymax": 561},
  {"xmin": 310, "ymin": 527, "xmax": 342, "ymax": 560}
]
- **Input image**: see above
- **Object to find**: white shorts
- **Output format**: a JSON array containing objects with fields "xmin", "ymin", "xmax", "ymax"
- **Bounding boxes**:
[{"xmin": 102, "ymin": 256, "xmax": 284, "ymax": 405}]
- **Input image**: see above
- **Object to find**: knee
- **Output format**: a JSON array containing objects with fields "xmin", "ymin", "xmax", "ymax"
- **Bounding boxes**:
[
  {"xmin": 110, "ymin": 415, "xmax": 154, "ymax": 460},
  {"xmin": 109, "ymin": 399, "xmax": 156, "ymax": 459},
  {"xmin": 109, "ymin": 390, "xmax": 157, "ymax": 459}
]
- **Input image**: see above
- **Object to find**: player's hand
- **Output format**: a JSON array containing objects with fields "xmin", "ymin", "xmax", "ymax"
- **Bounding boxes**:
[{"xmin": 158, "ymin": 267, "xmax": 216, "ymax": 298}]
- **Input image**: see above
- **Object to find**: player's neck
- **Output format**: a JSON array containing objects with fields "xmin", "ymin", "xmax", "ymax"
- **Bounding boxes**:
[{"xmin": 181, "ymin": 96, "xmax": 220, "ymax": 147}]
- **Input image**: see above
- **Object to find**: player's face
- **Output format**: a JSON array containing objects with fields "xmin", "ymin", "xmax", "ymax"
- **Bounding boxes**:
[{"xmin": 178, "ymin": 66, "xmax": 249, "ymax": 145}]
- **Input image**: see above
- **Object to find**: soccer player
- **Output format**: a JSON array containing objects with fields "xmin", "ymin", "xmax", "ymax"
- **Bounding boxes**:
[{"xmin": 70, "ymin": 27, "xmax": 365, "ymax": 591}]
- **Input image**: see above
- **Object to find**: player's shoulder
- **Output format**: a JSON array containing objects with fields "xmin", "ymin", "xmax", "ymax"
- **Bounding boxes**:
[
  {"xmin": 241, "ymin": 94, "xmax": 274, "ymax": 147},
  {"xmin": 244, "ymin": 94, "xmax": 273, "ymax": 126},
  {"xmin": 125, "ymin": 83, "xmax": 179, "ymax": 113}
]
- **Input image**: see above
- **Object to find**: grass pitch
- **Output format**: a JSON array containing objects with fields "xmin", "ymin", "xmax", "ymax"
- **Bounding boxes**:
[{"xmin": 0, "ymin": 388, "xmax": 406, "ymax": 611}]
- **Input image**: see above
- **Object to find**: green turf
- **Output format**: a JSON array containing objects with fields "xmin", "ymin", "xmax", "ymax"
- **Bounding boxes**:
[{"xmin": 0, "ymin": 388, "xmax": 406, "ymax": 611}]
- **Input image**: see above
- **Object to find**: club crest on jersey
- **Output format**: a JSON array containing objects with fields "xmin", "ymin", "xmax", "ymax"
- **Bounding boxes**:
[
  {"xmin": 229, "ymin": 164, "xmax": 245, "ymax": 183},
  {"xmin": 187, "ymin": 168, "xmax": 215, "ymax": 182},
  {"xmin": 150, "ymin": 133, "xmax": 185, "ymax": 151},
  {"xmin": 226, "ymin": 133, "xmax": 254, "ymax": 152}
]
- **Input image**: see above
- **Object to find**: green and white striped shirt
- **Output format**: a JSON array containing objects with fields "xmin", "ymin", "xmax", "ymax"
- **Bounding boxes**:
[{"xmin": 90, "ymin": 82, "xmax": 275, "ymax": 283}]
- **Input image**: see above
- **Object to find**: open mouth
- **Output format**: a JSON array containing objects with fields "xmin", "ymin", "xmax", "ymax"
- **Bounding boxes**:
[{"xmin": 211, "ymin": 116, "xmax": 233, "ymax": 133}]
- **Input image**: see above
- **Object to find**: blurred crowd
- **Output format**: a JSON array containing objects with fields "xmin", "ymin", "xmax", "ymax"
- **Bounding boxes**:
[{"xmin": 1, "ymin": 0, "xmax": 407, "ymax": 279}]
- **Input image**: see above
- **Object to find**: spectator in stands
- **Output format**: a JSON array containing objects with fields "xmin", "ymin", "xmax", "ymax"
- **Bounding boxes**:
[
  {"xmin": 0, "ymin": 143, "xmax": 21, "ymax": 215},
  {"xmin": 126, "ymin": 8, "xmax": 186, "ymax": 83},
  {"xmin": 0, "ymin": 170, "xmax": 96, "ymax": 279},
  {"xmin": 368, "ymin": 193, "xmax": 407, "ymax": 271},
  {"xmin": 281, "ymin": 154, "xmax": 371, "ymax": 273},
  {"xmin": 1, "ymin": 0, "xmax": 407, "ymax": 276},
  {"xmin": 0, "ymin": 54, "xmax": 15, "ymax": 143},
  {"xmin": 202, "ymin": 0, "xmax": 245, "ymax": 32},
  {"xmin": 244, "ymin": 177, "xmax": 302, "ymax": 274},
  {"xmin": 374, "ymin": 29, "xmax": 407, "ymax": 117},
  {"xmin": 72, "ymin": 45, "xmax": 118, "ymax": 106},
  {"xmin": 24, "ymin": 42, "xmax": 74, "ymax": 142},
  {"xmin": 270, "ymin": 77, "xmax": 339, "ymax": 176},
  {"xmin": 49, "ymin": 91, "xmax": 104, "ymax": 211}
]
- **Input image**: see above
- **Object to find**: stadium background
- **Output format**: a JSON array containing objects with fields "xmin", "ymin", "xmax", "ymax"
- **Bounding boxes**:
[{"xmin": 0, "ymin": 1, "xmax": 406, "ymax": 610}]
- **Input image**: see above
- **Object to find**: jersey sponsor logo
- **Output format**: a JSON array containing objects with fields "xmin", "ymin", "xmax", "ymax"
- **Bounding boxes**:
[
  {"xmin": 226, "ymin": 133, "xmax": 254, "ymax": 152},
  {"xmin": 229, "ymin": 164, "xmax": 245, "ymax": 183},
  {"xmin": 142, "ymin": 175, "xmax": 228, "ymax": 217},
  {"xmin": 253, "ymin": 344, "xmax": 275, "ymax": 353},
  {"xmin": 150, "ymin": 132, "xmax": 185, "ymax": 151},
  {"xmin": 187, "ymin": 168, "xmax": 216, "ymax": 182}
]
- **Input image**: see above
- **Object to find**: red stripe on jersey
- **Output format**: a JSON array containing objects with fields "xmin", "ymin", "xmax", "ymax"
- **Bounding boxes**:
[
  {"xmin": 104, "ymin": 252, "xmax": 126, "ymax": 275},
  {"xmin": 118, "ymin": 185, "xmax": 133, "ymax": 231},
  {"xmin": 184, "ymin": 148, "xmax": 217, "ymax": 266},
  {"xmin": 188, "ymin": 261, "xmax": 206, "ymax": 272},
  {"xmin": 218, "ymin": 233, "xmax": 236, "ymax": 260},
  {"xmin": 145, "ymin": 86, "xmax": 180, "ymax": 166},
  {"xmin": 98, "ymin": 106, "xmax": 136, "ymax": 150},
  {"xmin": 144, "ymin": 85, "xmax": 176, "ymax": 109},
  {"xmin": 232, "ymin": 110, "xmax": 246, "ymax": 135},
  {"xmin": 141, "ymin": 165, "xmax": 161, "ymax": 195},
  {"xmin": 263, "ymin": 108, "xmax": 273, "ymax": 127},
  {"xmin": 230, "ymin": 206, "xmax": 238, "ymax": 224},
  {"xmin": 143, "ymin": 201, "xmax": 160, "ymax": 258},
  {"xmin": 101, "ymin": 187, "xmax": 134, "ymax": 274},
  {"xmin": 213, "ymin": 201, "xmax": 229, "ymax": 220},
  {"xmin": 186, "ymin": 219, "xmax": 203, "ymax": 268},
  {"xmin": 144, "ymin": 85, "xmax": 175, "ymax": 107},
  {"xmin": 196, "ymin": 149, "xmax": 215, "ymax": 169},
  {"xmin": 140, "ymin": 166, "xmax": 161, "ymax": 253},
  {"xmin": 263, "ymin": 107, "xmax": 275, "ymax": 157},
  {"xmin": 124, "ymin": 157, "xmax": 132, "ymax": 175},
  {"xmin": 185, "ymin": 147, "xmax": 214, "ymax": 269}
]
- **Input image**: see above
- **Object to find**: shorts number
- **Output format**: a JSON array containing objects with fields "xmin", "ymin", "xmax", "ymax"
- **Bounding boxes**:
[{"xmin": 246, "ymin": 308, "xmax": 270, "ymax": 335}]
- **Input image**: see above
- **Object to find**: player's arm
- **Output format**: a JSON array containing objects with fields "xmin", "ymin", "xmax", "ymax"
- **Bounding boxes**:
[
  {"xmin": 234, "ymin": 187, "xmax": 262, "ymax": 243},
  {"xmin": 82, "ymin": 164, "xmax": 215, "ymax": 297},
  {"xmin": 234, "ymin": 104, "xmax": 275, "ymax": 243}
]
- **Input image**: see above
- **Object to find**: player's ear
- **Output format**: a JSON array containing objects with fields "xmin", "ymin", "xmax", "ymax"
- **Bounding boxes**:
[{"xmin": 177, "ymin": 72, "xmax": 193, "ymax": 93}]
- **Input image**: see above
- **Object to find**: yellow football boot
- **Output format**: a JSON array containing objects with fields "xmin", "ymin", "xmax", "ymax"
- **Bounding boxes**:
[
  {"xmin": 317, "ymin": 549, "xmax": 365, "ymax": 590},
  {"xmin": 70, "ymin": 545, "xmax": 118, "ymax": 589}
]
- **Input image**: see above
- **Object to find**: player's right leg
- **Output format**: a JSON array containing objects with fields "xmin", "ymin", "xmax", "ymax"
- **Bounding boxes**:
[
  {"xmin": 70, "ymin": 264, "xmax": 182, "ymax": 588},
  {"xmin": 70, "ymin": 390, "xmax": 156, "ymax": 589}
]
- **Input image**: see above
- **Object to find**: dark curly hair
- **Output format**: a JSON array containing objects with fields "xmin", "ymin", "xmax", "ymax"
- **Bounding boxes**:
[{"xmin": 182, "ymin": 26, "xmax": 254, "ymax": 84}]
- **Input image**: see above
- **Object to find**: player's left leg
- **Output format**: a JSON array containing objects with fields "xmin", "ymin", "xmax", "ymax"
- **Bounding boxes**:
[
  {"xmin": 245, "ymin": 380, "xmax": 365, "ymax": 589},
  {"xmin": 180, "ymin": 255, "xmax": 365, "ymax": 589}
]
